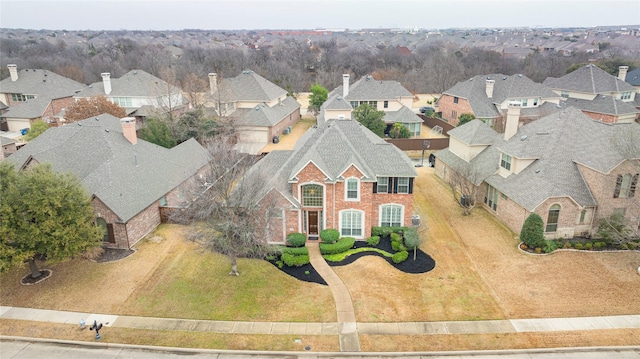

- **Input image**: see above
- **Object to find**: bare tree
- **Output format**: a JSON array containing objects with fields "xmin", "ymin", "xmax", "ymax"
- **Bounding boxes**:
[
  {"xmin": 446, "ymin": 160, "xmax": 482, "ymax": 216},
  {"xmin": 175, "ymin": 138, "xmax": 278, "ymax": 276}
]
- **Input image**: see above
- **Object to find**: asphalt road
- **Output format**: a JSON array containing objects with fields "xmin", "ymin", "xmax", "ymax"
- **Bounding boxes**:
[{"xmin": 2, "ymin": 339, "xmax": 640, "ymax": 359}]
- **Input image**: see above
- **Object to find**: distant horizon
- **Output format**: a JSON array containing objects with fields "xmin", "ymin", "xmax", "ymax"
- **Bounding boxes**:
[{"xmin": 1, "ymin": 0, "xmax": 639, "ymax": 32}]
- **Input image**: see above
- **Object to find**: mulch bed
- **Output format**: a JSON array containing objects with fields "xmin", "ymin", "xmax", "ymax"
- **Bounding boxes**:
[
  {"xmin": 95, "ymin": 248, "xmax": 136, "ymax": 263},
  {"xmin": 268, "ymin": 236, "xmax": 436, "ymax": 285},
  {"xmin": 21, "ymin": 269, "xmax": 52, "ymax": 285}
]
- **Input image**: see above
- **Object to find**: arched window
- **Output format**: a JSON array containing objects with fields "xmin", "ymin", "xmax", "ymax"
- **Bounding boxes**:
[
  {"xmin": 302, "ymin": 184, "xmax": 323, "ymax": 207},
  {"xmin": 380, "ymin": 204, "xmax": 403, "ymax": 227},
  {"xmin": 546, "ymin": 204, "xmax": 561, "ymax": 232},
  {"xmin": 340, "ymin": 210, "xmax": 363, "ymax": 237}
]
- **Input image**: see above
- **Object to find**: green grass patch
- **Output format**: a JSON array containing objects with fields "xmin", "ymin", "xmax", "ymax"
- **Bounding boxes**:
[{"xmin": 323, "ymin": 247, "xmax": 393, "ymax": 262}]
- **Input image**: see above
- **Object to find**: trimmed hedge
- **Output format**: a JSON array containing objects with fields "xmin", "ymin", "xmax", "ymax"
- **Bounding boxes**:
[
  {"xmin": 366, "ymin": 235, "xmax": 380, "ymax": 246},
  {"xmin": 320, "ymin": 236, "xmax": 356, "ymax": 254},
  {"xmin": 281, "ymin": 252, "xmax": 310, "ymax": 267},
  {"xmin": 371, "ymin": 226, "xmax": 408, "ymax": 237},
  {"xmin": 392, "ymin": 250, "xmax": 409, "ymax": 264},
  {"xmin": 320, "ymin": 229, "xmax": 340, "ymax": 243},
  {"xmin": 281, "ymin": 246, "xmax": 309, "ymax": 256},
  {"xmin": 286, "ymin": 232, "xmax": 307, "ymax": 247}
]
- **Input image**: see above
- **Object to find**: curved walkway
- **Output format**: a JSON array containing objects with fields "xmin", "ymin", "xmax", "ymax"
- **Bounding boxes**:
[{"xmin": 307, "ymin": 241, "xmax": 360, "ymax": 351}]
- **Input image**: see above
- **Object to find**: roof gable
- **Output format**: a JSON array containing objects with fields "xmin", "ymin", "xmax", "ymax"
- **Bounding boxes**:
[
  {"xmin": 0, "ymin": 68, "xmax": 83, "ymax": 99},
  {"xmin": 226, "ymin": 70, "xmax": 287, "ymax": 102},
  {"xmin": 345, "ymin": 75, "xmax": 413, "ymax": 101},
  {"xmin": 544, "ymin": 64, "xmax": 635, "ymax": 94}
]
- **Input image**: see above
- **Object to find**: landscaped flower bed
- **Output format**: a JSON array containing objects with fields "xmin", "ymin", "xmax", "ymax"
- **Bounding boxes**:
[{"xmin": 519, "ymin": 237, "xmax": 640, "ymax": 254}]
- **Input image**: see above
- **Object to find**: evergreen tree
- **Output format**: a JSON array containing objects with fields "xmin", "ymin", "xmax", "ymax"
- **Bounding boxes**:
[
  {"xmin": 520, "ymin": 213, "xmax": 545, "ymax": 249},
  {"xmin": 352, "ymin": 103, "xmax": 386, "ymax": 137}
]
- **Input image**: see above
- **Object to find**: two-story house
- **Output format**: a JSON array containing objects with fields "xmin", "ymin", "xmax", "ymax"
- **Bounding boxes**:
[
  {"xmin": 6, "ymin": 114, "xmax": 210, "ymax": 249},
  {"xmin": 74, "ymin": 69, "xmax": 185, "ymax": 123},
  {"xmin": 206, "ymin": 71, "xmax": 301, "ymax": 154},
  {"xmin": 543, "ymin": 64, "xmax": 638, "ymax": 123},
  {"xmin": 244, "ymin": 118, "xmax": 417, "ymax": 242},
  {"xmin": 319, "ymin": 74, "xmax": 423, "ymax": 137},
  {"xmin": 437, "ymin": 73, "xmax": 561, "ymax": 128},
  {"xmin": 435, "ymin": 104, "xmax": 640, "ymax": 239},
  {"xmin": 0, "ymin": 64, "xmax": 84, "ymax": 131}
]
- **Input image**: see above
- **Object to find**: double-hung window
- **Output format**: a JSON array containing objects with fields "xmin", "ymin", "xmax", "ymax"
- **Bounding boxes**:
[{"xmin": 346, "ymin": 178, "xmax": 359, "ymax": 200}]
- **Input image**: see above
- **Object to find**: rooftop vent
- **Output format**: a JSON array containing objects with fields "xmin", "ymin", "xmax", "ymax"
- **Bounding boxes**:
[{"xmin": 520, "ymin": 135, "xmax": 528, "ymax": 141}]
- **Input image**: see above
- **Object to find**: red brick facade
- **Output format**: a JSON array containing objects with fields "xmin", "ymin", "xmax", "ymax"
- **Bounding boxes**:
[
  {"xmin": 267, "ymin": 162, "xmax": 415, "ymax": 243},
  {"xmin": 437, "ymin": 94, "xmax": 475, "ymax": 126},
  {"xmin": 269, "ymin": 108, "xmax": 301, "ymax": 139}
]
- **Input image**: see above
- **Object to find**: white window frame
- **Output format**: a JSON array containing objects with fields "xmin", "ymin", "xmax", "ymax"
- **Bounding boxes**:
[
  {"xmin": 377, "ymin": 176, "xmax": 389, "ymax": 193},
  {"xmin": 345, "ymin": 177, "xmax": 360, "ymax": 201},
  {"xmin": 397, "ymin": 177, "xmax": 409, "ymax": 194},
  {"xmin": 500, "ymin": 153, "xmax": 512, "ymax": 171},
  {"xmin": 340, "ymin": 209, "xmax": 364, "ymax": 238},
  {"xmin": 380, "ymin": 204, "xmax": 404, "ymax": 227}
]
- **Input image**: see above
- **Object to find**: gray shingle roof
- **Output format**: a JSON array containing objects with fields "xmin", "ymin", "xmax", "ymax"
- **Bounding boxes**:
[
  {"xmin": 345, "ymin": 75, "xmax": 413, "ymax": 101},
  {"xmin": 448, "ymin": 119, "xmax": 497, "ymax": 145},
  {"xmin": 443, "ymin": 74, "xmax": 558, "ymax": 119},
  {"xmin": 0, "ymin": 68, "xmax": 84, "ymax": 99},
  {"xmin": 564, "ymin": 95, "xmax": 640, "ymax": 116},
  {"xmin": 624, "ymin": 67, "xmax": 640, "ymax": 86},
  {"xmin": 543, "ymin": 64, "xmax": 635, "ymax": 94},
  {"xmin": 1, "ymin": 96, "xmax": 52, "ymax": 119},
  {"xmin": 6, "ymin": 114, "xmax": 209, "ymax": 222},
  {"xmin": 436, "ymin": 106, "xmax": 640, "ymax": 211},
  {"xmin": 234, "ymin": 96, "xmax": 300, "ymax": 127},
  {"xmin": 224, "ymin": 70, "xmax": 287, "ymax": 102},
  {"xmin": 77, "ymin": 70, "xmax": 180, "ymax": 98},
  {"xmin": 382, "ymin": 106, "xmax": 423, "ymax": 124},
  {"xmin": 1, "ymin": 136, "xmax": 16, "ymax": 146},
  {"xmin": 250, "ymin": 119, "xmax": 417, "ymax": 205}
]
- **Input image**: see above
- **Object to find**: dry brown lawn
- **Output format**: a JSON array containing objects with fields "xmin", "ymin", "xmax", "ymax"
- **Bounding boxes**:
[{"xmin": 334, "ymin": 166, "xmax": 640, "ymax": 323}]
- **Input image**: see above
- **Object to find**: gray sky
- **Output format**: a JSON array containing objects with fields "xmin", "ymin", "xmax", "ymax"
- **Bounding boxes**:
[{"xmin": 1, "ymin": 0, "xmax": 639, "ymax": 31}]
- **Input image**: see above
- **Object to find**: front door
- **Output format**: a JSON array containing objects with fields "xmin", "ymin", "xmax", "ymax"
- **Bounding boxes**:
[{"xmin": 308, "ymin": 211, "xmax": 319, "ymax": 237}]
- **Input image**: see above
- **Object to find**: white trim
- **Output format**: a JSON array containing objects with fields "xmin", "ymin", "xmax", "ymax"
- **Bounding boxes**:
[
  {"xmin": 338, "ymin": 208, "xmax": 365, "ymax": 239},
  {"xmin": 344, "ymin": 177, "xmax": 360, "ymax": 201},
  {"xmin": 379, "ymin": 203, "xmax": 405, "ymax": 227}
]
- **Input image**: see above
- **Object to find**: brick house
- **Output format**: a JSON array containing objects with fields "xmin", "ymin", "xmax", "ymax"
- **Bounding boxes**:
[
  {"xmin": 206, "ymin": 70, "xmax": 301, "ymax": 154},
  {"xmin": 6, "ymin": 114, "xmax": 210, "ymax": 249},
  {"xmin": 435, "ymin": 104, "xmax": 640, "ymax": 239},
  {"xmin": 0, "ymin": 65, "xmax": 84, "ymax": 131},
  {"xmin": 319, "ymin": 74, "xmax": 423, "ymax": 137},
  {"xmin": 245, "ymin": 118, "xmax": 417, "ymax": 242},
  {"xmin": 437, "ymin": 73, "xmax": 560, "ymax": 128},
  {"xmin": 543, "ymin": 64, "xmax": 638, "ymax": 123}
]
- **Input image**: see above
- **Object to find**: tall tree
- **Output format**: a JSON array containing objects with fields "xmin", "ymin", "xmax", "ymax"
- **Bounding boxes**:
[
  {"xmin": 457, "ymin": 113, "xmax": 476, "ymax": 127},
  {"xmin": 65, "ymin": 96, "xmax": 126, "ymax": 123},
  {"xmin": 352, "ymin": 103, "xmax": 386, "ymax": 137},
  {"xmin": 520, "ymin": 213, "xmax": 545, "ymax": 249},
  {"xmin": 24, "ymin": 120, "xmax": 50, "ymax": 141},
  {"xmin": 0, "ymin": 163, "xmax": 102, "ymax": 277},
  {"xmin": 175, "ymin": 139, "xmax": 278, "ymax": 276},
  {"xmin": 308, "ymin": 82, "xmax": 328, "ymax": 114},
  {"xmin": 138, "ymin": 117, "xmax": 177, "ymax": 148}
]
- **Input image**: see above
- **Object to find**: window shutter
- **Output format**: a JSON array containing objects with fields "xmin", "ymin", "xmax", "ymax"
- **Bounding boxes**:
[
  {"xmin": 630, "ymin": 174, "xmax": 639, "ymax": 198},
  {"xmin": 408, "ymin": 178, "xmax": 414, "ymax": 194},
  {"xmin": 614, "ymin": 174, "xmax": 622, "ymax": 198},
  {"xmin": 373, "ymin": 182, "xmax": 377, "ymax": 193},
  {"xmin": 392, "ymin": 177, "xmax": 397, "ymax": 194}
]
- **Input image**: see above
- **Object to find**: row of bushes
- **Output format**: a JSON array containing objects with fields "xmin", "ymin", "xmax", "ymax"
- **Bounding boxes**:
[
  {"xmin": 320, "ymin": 236, "xmax": 356, "ymax": 255},
  {"xmin": 522, "ymin": 239, "xmax": 640, "ymax": 253}
]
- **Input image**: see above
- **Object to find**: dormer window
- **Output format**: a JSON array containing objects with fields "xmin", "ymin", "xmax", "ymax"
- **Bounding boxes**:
[
  {"xmin": 533, "ymin": 98, "xmax": 539, "ymax": 106},
  {"xmin": 500, "ymin": 153, "xmax": 512, "ymax": 171},
  {"xmin": 521, "ymin": 99, "xmax": 528, "ymax": 107},
  {"xmin": 621, "ymin": 92, "xmax": 632, "ymax": 100}
]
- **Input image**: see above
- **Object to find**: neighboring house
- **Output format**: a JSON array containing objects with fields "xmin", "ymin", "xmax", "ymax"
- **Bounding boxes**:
[
  {"xmin": 74, "ymin": 69, "xmax": 185, "ymax": 123},
  {"xmin": 6, "ymin": 114, "xmax": 210, "ymax": 249},
  {"xmin": 0, "ymin": 136, "xmax": 17, "ymax": 160},
  {"xmin": 543, "ymin": 64, "xmax": 637, "ymax": 123},
  {"xmin": 245, "ymin": 118, "xmax": 417, "ymax": 243},
  {"xmin": 435, "ymin": 104, "xmax": 640, "ymax": 239},
  {"xmin": 0, "ymin": 64, "xmax": 84, "ymax": 131},
  {"xmin": 437, "ymin": 73, "xmax": 560, "ymax": 128},
  {"xmin": 206, "ymin": 70, "xmax": 301, "ymax": 154},
  {"xmin": 319, "ymin": 74, "xmax": 423, "ymax": 137},
  {"xmin": 623, "ymin": 67, "xmax": 640, "ymax": 110}
]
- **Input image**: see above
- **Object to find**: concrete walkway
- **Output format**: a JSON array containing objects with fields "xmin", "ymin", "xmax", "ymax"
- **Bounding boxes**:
[{"xmin": 307, "ymin": 241, "xmax": 360, "ymax": 352}]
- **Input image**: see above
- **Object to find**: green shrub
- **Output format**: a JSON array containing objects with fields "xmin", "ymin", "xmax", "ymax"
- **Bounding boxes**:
[
  {"xmin": 392, "ymin": 250, "xmax": 409, "ymax": 264},
  {"xmin": 320, "ymin": 229, "xmax": 340, "ymax": 243},
  {"xmin": 281, "ymin": 252, "xmax": 310, "ymax": 267},
  {"xmin": 391, "ymin": 240, "xmax": 407, "ymax": 252},
  {"xmin": 619, "ymin": 243, "xmax": 629, "ymax": 250},
  {"xmin": 584, "ymin": 242, "xmax": 593, "ymax": 250},
  {"xmin": 520, "ymin": 213, "xmax": 544, "ymax": 249},
  {"xmin": 371, "ymin": 226, "xmax": 407, "ymax": 237},
  {"xmin": 543, "ymin": 240, "xmax": 558, "ymax": 253},
  {"xmin": 574, "ymin": 243, "xmax": 583, "ymax": 250},
  {"xmin": 366, "ymin": 235, "xmax": 380, "ymax": 246},
  {"xmin": 594, "ymin": 241, "xmax": 606, "ymax": 250},
  {"xmin": 319, "ymin": 236, "xmax": 356, "ymax": 254},
  {"xmin": 563, "ymin": 242, "xmax": 572, "ymax": 249},
  {"xmin": 276, "ymin": 260, "xmax": 284, "ymax": 268},
  {"xmin": 535, "ymin": 247, "xmax": 542, "ymax": 254},
  {"xmin": 628, "ymin": 242, "xmax": 638, "ymax": 250},
  {"xmin": 403, "ymin": 227, "xmax": 420, "ymax": 250},
  {"xmin": 286, "ymin": 232, "xmax": 307, "ymax": 247},
  {"xmin": 281, "ymin": 246, "xmax": 309, "ymax": 256}
]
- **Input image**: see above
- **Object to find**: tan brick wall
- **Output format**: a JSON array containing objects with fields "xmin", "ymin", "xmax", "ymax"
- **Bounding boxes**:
[
  {"xmin": 270, "ymin": 107, "xmax": 301, "ymax": 138},
  {"xmin": 533, "ymin": 197, "xmax": 581, "ymax": 239},
  {"xmin": 92, "ymin": 197, "xmax": 129, "ymax": 249},
  {"xmin": 437, "ymin": 94, "xmax": 473, "ymax": 125},
  {"xmin": 125, "ymin": 201, "xmax": 161, "ymax": 247}
]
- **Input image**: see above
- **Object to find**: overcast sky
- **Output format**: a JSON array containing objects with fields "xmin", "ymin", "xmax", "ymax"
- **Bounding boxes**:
[{"xmin": 1, "ymin": 0, "xmax": 639, "ymax": 31}]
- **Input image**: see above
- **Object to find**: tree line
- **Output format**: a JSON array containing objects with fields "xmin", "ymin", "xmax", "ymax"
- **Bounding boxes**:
[{"xmin": 1, "ymin": 34, "xmax": 638, "ymax": 95}]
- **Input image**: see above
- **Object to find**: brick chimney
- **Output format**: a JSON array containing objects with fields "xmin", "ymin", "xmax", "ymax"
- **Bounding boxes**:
[
  {"xmin": 101, "ymin": 73, "xmax": 112, "ymax": 95},
  {"xmin": 504, "ymin": 102, "xmax": 521, "ymax": 140},
  {"xmin": 485, "ymin": 79, "xmax": 495, "ymax": 98},
  {"xmin": 7, "ymin": 64, "xmax": 18, "ymax": 81},
  {"xmin": 120, "ymin": 117, "xmax": 137, "ymax": 144},
  {"xmin": 342, "ymin": 74, "xmax": 350, "ymax": 98},
  {"xmin": 208, "ymin": 73, "xmax": 218, "ymax": 95},
  {"xmin": 618, "ymin": 66, "xmax": 629, "ymax": 81}
]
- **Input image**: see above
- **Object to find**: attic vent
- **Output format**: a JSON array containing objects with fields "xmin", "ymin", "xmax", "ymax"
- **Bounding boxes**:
[
  {"xmin": 337, "ymin": 95, "xmax": 342, "ymax": 100},
  {"xmin": 254, "ymin": 106, "xmax": 260, "ymax": 110},
  {"xmin": 503, "ymin": 77, "xmax": 507, "ymax": 80},
  {"xmin": 134, "ymin": 70, "xmax": 137, "ymax": 74},
  {"xmin": 77, "ymin": 123, "xmax": 82, "ymax": 126},
  {"xmin": 105, "ymin": 129, "xmax": 109, "ymax": 132},
  {"xmin": 95, "ymin": 117, "xmax": 99, "ymax": 121},
  {"xmin": 518, "ymin": 74, "xmax": 522, "ymax": 77},
  {"xmin": 520, "ymin": 135, "xmax": 528, "ymax": 141}
]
